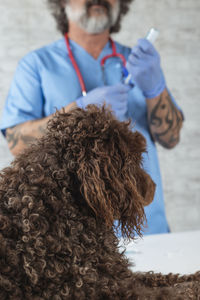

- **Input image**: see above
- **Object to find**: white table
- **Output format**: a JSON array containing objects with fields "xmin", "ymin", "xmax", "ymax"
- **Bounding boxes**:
[{"xmin": 120, "ymin": 230, "xmax": 200, "ymax": 275}]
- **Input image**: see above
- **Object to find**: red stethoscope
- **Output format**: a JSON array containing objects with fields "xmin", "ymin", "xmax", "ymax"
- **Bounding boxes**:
[{"xmin": 64, "ymin": 33, "xmax": 127, "ymax": 96}]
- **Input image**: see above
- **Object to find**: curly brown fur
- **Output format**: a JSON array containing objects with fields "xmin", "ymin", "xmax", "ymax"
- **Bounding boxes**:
[
  {"xmin": 0, "ymin": 105, "xmax": 199, "ymax": 299},
  {"xmin": 47, "ymin": 0, "xmax": 134, "ymax": 35}
]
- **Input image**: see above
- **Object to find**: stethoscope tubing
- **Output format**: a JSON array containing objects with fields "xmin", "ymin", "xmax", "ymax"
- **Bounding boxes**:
[{"xmin": 64, "ymin": 33, "xmax": 127, "ymax": 96}]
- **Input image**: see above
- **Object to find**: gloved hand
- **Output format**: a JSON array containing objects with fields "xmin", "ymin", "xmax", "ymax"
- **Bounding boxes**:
[
  {"xmin": 76, "ymin": 83, "xmax": 131, "ymax": 120},
  {"xmin": 126, "ymin": 38, "xmax": 166, "ymax": 99}
]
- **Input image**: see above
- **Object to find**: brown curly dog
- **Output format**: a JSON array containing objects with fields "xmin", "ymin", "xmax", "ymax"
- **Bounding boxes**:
[{"xmin": 0, "ymin": 105, "xmax": 199, "ymax": 299}]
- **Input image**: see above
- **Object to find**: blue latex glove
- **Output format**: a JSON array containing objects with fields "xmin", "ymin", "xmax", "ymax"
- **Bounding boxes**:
[
  {"xmin": 126, "ymin": 38, "xmax": 166, "ymax": 99},
  {"xmin": 76, "ymin": 83, "xmax": 131, "ymax": 120}
]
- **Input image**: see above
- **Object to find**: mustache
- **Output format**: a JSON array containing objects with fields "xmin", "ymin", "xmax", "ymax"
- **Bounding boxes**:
[{"xmin": 86, "ymin": 0, "xmax": 112, "ymax": 12}]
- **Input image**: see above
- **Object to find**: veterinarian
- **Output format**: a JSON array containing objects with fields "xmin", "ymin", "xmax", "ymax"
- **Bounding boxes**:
[{"xmin": 0, "ymin": 0, "xmax": 184, "ymax": 235}]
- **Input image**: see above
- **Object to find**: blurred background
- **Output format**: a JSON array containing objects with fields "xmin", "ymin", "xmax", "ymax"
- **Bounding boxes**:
[{"xmin": 0, "ymin": 0, "xmax": 199, "ymax": 232}]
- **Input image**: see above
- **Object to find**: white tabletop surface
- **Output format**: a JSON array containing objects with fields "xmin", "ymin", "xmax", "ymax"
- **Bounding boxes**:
[{"xmin": 120, "ymin": 230, "xmax": 200, "ymax": 275}]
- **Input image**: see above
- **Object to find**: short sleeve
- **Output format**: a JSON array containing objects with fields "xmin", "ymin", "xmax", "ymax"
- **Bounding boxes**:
[{"xmin": 0, "ymin": 52, "xmax": 44, "ymax": 136}]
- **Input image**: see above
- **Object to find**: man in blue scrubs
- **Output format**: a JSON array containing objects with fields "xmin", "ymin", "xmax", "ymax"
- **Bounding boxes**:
[{"xmin": 0, "ymin": 0, "xmax": 184, "ymax": 235}]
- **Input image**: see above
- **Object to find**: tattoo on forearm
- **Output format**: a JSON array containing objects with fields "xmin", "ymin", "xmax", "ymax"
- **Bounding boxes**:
[
  {"xmin": 6, "ymin": 123, "xmax": 46, "ymax": 151},
  {"xmin": 149, "ymin": 94, "xmax": 183, "ymax": 148}
]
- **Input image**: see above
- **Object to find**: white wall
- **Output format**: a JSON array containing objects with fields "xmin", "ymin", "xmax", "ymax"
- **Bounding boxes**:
[{"xmin": 0, "ymin": 0, "xmax": 199, "ymax": 232}]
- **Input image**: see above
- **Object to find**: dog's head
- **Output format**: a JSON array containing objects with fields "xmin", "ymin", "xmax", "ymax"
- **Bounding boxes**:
[{"xmin": 45, "ymin": 105, "xmax": 155, "ymax": 238}]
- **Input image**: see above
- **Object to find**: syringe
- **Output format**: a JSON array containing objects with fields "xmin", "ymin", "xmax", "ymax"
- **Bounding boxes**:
[
  {"xmin": 146, "ymin": 27, "xmax": 159, "ymax": 43},
  {"xmin": 123, "ymin": 28, "xmax": 160, "ymax": 86}
]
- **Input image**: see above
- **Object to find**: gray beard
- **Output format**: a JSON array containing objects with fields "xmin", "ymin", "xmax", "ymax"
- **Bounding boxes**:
[{"xmin": 65, "ymin": 1, "xmax": 120, "ymax": 34}]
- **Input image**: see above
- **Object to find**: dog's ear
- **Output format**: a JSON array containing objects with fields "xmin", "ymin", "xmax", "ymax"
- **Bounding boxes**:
[
  {"xmin": 114, "ymin": 162, "xmax": 156, "ymax": 238},
  {"xmin": 77, "ymin": 157, "xmax": 156, "ymax": 235},
  {"xmin": 77, "ymin": 159, "xmax": 116, "ymax": 228}
]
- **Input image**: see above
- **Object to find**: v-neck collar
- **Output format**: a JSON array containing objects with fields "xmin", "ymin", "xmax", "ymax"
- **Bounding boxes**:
[{"xmin": 65, "ymin": 37, "xmax": 112, "ymax": 63}]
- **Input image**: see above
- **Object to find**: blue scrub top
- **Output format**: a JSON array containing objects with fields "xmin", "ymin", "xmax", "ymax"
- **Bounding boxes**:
[{"xmin": 0, "ymin": 38, "xmax": 177, "ymax": 235}]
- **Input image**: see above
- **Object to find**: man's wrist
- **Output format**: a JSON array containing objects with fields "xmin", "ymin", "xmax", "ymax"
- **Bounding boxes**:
[
  {"xmin": 144, "ymin": 76, "xmax": 166, "ymax": 99},
  {"xmin": 63, "ymin": 101, "xmax": 78, "ymax": 113}
]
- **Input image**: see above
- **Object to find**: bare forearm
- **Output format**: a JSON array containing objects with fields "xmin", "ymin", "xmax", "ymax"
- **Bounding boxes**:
[
  {"xmin": 6, "ymin": 102, "xmax": 77, "ymax": 156},
  {"xmin": 146, "ymin": 88, "xmax": 183, "ymax": 149},
  {"xmin": 6, "ymin": 116, "xmax": 51, "ymax": 156}
]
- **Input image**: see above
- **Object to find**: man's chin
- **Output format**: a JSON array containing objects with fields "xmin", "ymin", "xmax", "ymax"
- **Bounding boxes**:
[{"xmin": 80, "ymin": 16, "xmax": 110, "ymax": 34}]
